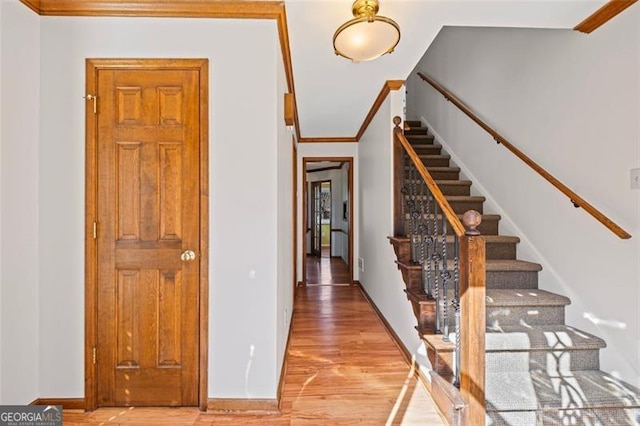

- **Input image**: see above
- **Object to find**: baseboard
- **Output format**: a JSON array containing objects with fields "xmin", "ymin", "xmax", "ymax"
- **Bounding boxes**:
[
  {"xmin": 207, "ymin": 398, "xmax": 279, "ymax": 412},
  {"xmin": 277, "ymin": 306, "xmax": 296, "ymax": 410},
  {"xmin": 355, "ymin": 281, "xmax": 452, "ymax": 424},
  {"xmin": 30, "ymin": 398, "xmax": 85, "ymax": 410},
  {"xmin": 353, "ymin": 281, "xmax": 412, "ymax": 365},
  {"xmin": 30, "ymin": 396, "xmax": 280, "ymax": 413}
]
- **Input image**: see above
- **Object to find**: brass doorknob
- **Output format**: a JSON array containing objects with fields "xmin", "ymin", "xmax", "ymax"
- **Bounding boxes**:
[{"xmin": 181, "ymin": 250, "xmax": 196, "ymax": 261}]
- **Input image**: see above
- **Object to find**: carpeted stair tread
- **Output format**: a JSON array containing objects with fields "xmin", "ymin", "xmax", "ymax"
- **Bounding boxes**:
[
  {"xmin": 406, "ymin": 133, "xmax": 432, "ymax": 139},
  {"xmin": 424, "ymin": 166, "xmax": 460, "ymax": 173},
  {"xmin": 405, "ymin": 213, "xmax": 500, "ymax": 221},
  {"xmin": 487, "ymin": 407, "xmax": 640, "ymax": 425},
  {"xmin": 435, "ymin": 179, "xmax": 472, "ymax": 187},
  {"xmin": 419, "ymin": 154, "xmax": 451, "ymax": 160},
  {"xmin": 484, "ymin": 259, "xmax": 542, "ymax": 272},
  {"xmin": 486, "ymin": 370, "xmax": 640, "ymax": 412},
  {"xmin": 403, "ymin": 179, "xmax": 471, "ymax": 186},
  {"xmin": 439, "ymin": 259, "xmax": 541, "ymax": 272},
  {"xmin": 407, "ymin": 137, "xmax": 436, "ymax": 145},
  {"xmin": 486, "ymin": 289, "xmax": 569, "ymax": 307},
  {"xmin": 485, "ymin": 324, "xmax": 606, "ymax": 352},
  {"xmin": 454, "ymin": 235, "xmax": 519, "ymax": 244},
  {"xmin": 405, "ymin": 127, "xmax": 429, "ymax": 136}
]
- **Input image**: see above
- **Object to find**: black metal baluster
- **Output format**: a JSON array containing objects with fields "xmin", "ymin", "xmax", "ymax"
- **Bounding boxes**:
[
  {"xmin": 453, "ymin": 234, "xmax": 461, "ymax": 388},
  {"xmin": 417, "ymin": 179, "xmax": 427, "ymax": 284},
  {"xmin": 408, "ymin": 163, "xmax": 418, "ymax": 263},
  {"xmin": 432, "ymin": 203, "xmax": 441, "ymax": 334},
  {"xmin": 424, "ymin": 189, "xmax": 433, "ymax": 297},
  {"xmin": 442, "ymin": 219, "xmax": 450, "ymax": 342}
]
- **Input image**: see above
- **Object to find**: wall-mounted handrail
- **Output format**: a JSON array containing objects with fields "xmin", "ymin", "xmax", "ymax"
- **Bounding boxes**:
[
  {"xmin": 393, "ymin": 123, "xmax": 466, "ymax": 238},
  {"xmin": 417, "ymin": 72, "xmax": 632, "ymax": 240}
]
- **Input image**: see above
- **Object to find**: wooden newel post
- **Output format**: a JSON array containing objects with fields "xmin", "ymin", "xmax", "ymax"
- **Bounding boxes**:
[
  {"xmin": 459, "ymin": 210, "xmax": 486, "ymax": 426},
  {"xmin": 392, "ymin": 116, "xmax": 404, "ymax": 237}
]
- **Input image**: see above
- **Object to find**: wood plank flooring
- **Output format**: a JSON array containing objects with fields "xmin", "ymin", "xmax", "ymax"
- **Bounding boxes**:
[
  {"xmin": 305, "ymin": 253, "xmax": 351, "ymax": 285},
  {"xmin": 63, "ymin": 285, "xmax": 444, "ymax": 425}
]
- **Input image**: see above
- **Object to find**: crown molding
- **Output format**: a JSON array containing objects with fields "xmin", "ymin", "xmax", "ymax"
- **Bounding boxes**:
[
  {"xmin": 18, "ymin": 0, "xmax": 404, "ymax": 144},
  {"xmin": 20, "ymin": 0, "xmax": 283, "ymax": 18},
  {"xmin": 354, "ymin": 79, "xmax": 405, "ymax": 141},
  {"xmin": 299, "ymin": 79, "xmax": 405, "ymax": 144}
]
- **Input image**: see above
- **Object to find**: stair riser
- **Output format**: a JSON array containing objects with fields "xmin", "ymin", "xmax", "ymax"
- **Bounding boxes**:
[
  {"xmin": 446, "ymin": 199, "xmax": 484, "ymax": 215},
  {"xmin": 419, "ymin": 157, "xmax": 451, "ymax": 167},
  {"xmin": 487, "ymin": 305, "xmax": 565, "ymax": 326},
  {"xmin": 438, "ymin": 184, "xmax": 471, "ymax": 197},
  {"xmin": 403, "ymin": 198, "xmax": 485, "ymax": 214},
  {"xmin": 486, "ymin": 408, "xmax": 640, "ymax": 425},
  {"xmin": 411, "ymin": 145, "xmax": 441, "ymax": 155},
  {"xmin": 399, "ymin": 240, "xmax": 516, "ymax": 261},
  {"xmin": 486, "ymin": 350, "xmax": 600, "ymax": 372},
  {"xmin": 404, "ymin": 120, "xmax": 423, "ymax": 127},
  {"xmin": 447, "ymin": 241, "xmax": 516, "ymax": 260},
  {"xmin": 487, "ymin": 271, "xmax": 538, "ymax": 289},
  {"xmin": 422, "ymin": 169, "xmax": 459, "ymax": 180},
  {"xmin": 404, "ymin": 128, "xmax": 428, "ymax": 136},
  {"xmin": 402, "ymin": 180, "xmax": 470, "ymax": 196}
]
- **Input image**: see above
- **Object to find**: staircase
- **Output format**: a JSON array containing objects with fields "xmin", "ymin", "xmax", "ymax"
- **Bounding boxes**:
[{"xmin": 389, "ymin": 120, "xmax": 640, "ymax": 425}]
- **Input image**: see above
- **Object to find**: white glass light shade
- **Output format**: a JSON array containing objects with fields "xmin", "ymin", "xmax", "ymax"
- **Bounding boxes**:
[{"xmin": 333, "ymin": 16, "xmax": 400, "ymax": 63}]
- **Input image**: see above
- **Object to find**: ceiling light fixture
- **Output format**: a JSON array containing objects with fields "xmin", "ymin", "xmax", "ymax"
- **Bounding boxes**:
[{"xmin": 333, "ymin": 0, "xmax": 400, "ymax": 63}]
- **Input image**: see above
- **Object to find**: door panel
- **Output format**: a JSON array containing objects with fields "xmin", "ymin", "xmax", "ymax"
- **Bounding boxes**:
[{"xmin": 96, "ymin": 68, "xmax": 200, "ymax": 407}]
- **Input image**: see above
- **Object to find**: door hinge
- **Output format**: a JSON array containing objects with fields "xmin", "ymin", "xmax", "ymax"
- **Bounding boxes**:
[
  {"xmin": 93, "ymin": 221, "xmax": 97, "ymax": 239},
  {"xmin": 84, "ymin": 94, "xmax": 98, "ymax": 114},
  {"xmin": 92, "ymin": 347, "xmax": 97, "ymax": 365}
]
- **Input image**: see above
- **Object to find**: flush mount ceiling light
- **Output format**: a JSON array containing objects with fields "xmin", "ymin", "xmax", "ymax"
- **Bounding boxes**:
[{"xmin": 333, "ymin": 0, "xmax": 400, "ymax": 63}]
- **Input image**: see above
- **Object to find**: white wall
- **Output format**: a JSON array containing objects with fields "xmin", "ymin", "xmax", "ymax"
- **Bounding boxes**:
[
  {"xmin": 275, "ymin": 43, "xmax": 294, "ymax": 379},
  {"xmin": 0, "ymin": 0, "xmax": 3, "ymax": 403},
  {"xmin": 407, "ymin": 9, "xmax": 640, "ymax": 385},
  {"xmin": 0, "ymin": 0, "xmax": 41, "ymax": 404},
  {"xmin": 32, "ymin": 16, "xmax": 282, "ymax": 399},
  {"xmin": 297, "ymin": 143, "xmax": 359, "ymax": 280},
  {"xmin": 357, "ymin": 89, "xmax": 428, "ymax": 358}
]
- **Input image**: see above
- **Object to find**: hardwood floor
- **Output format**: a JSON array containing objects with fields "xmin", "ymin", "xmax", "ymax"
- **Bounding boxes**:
[
  {"xmin": 305, "ymin": 251, "xmax": 351, "ymax": 285},
  {"xmin": 63, "ymin": 286, "xmax": 444, "ymax": 425}
]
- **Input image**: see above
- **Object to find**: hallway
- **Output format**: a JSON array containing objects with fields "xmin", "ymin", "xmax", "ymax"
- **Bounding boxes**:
[
  {"xmin": 305, "ymin": 250, "xmax": 351, "ymax": 285},
  {"xmin": 63, "ymin": 286, "xmax": 444, "ymax": 424}
]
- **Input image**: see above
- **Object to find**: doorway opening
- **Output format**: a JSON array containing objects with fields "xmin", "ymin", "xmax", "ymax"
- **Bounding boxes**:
[{"xmin": 302, "ymin": 158, "xmax": 353, "ymax": 286}]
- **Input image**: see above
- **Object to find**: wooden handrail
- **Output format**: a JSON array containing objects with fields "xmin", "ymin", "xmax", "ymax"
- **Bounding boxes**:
[
  {"xmin": 417, "ymin": 72, "xmax": 631, "ymax": 240},
  {"xmin": 393, "ymin": 120, "xmax": 466, "ymax": 237}
]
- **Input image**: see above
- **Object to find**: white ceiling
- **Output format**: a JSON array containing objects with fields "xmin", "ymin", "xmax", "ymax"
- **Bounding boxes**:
[{"xmin": 285, "ymin": 0, "xmax": 606, "ymax": 138}]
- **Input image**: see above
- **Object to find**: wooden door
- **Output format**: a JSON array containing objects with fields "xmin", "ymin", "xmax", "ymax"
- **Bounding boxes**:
[{"xmin": 92, "ymin": 61, "xmax": 205, "ymax": 407}]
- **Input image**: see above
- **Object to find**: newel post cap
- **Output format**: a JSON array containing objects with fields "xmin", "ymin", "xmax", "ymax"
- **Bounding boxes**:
[
  {"xmin": 462, "ymin": 210, "xmax": 482, "ymax": 236},
  {"xmin": 393, "ymin": 116, "xmax": 402, "ymax": 129}
]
